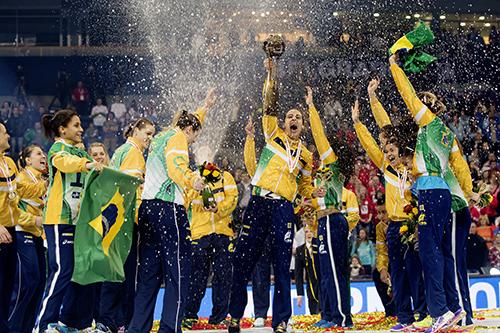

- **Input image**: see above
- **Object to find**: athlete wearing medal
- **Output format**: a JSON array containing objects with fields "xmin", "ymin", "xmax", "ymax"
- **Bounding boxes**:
[
  {"xmin": 228, "ymin": 59, "xmax": 322, "ymax": 333},
  {"xmin": 0, "ymin": 123, "xmax": 47, "ymax": 333},
  {"xmin": 8, "ymin": 145, "xmax": 49, "ymax": 333}
]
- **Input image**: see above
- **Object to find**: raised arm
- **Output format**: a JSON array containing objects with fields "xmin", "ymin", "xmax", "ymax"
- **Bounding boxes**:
[
  {"xmin": 243, "ymin": 117, "xmax": 257, "ymax": 178},
  {"xmin": 367, "ymin": 78, "xmax": 392, "ymax": 128},
  {"xmin": 192, "ymin": 88, "xmax": 217, "ymax": 126},
  {"xmin": 389, "ymin": 55, "xmax": 435, "ymax": 127},
  {"xmin": 262, "ymin": 59, "xmax": 279, "ymax": 140},
  {"xmin": 351, "ymin": 100, "xmax": 384, "ymax": 169},
  {"xmin": 306, "ymin": 86, "xmax": 338, "ymax": 165}
]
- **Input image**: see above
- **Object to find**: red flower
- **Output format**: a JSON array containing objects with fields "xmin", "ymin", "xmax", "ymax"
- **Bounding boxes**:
[
  {"xmin": 403, "ymin": 204, "xmax": 413, "ymax": 214},
  {"xmin": 205, "ymin": 163, "xmax": 216, "ymax": 171}
]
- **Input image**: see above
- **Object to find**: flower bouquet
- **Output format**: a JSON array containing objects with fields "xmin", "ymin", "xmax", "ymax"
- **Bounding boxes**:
[
  {"xmin": 474, "ymin": 183, "xmax": 494, "ymax": 208},
  {"xmin": 198, "ymin": 162, "xmax": 222, "ymax": 209},
  {"xmin": 399, "ymin": 197, "xmax": 426, "ymax": 246}
]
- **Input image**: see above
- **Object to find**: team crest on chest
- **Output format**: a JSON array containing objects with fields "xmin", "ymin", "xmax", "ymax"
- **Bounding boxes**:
[{"xmin": 440, "ymin": 131, "xmax": 450, "ymax": 147}]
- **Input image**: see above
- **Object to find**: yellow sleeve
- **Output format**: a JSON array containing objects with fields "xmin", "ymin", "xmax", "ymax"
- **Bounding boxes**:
[
  {"xmin": 298, "ymin": 154, "xmax": 315, "ymax": 199},
  {"xmin": 215, "ymin": 172, "xmax": 239, "ymax": 220},
  {"xmin": 308, "ymin": 105, "xmax": 337, "ymax": 165},
  {"xmin": 449, "ymin": 139, "xmax": 473, "ymax": 197},
  {"xmin": 354, "ymin": 122, "xmax": 384, "ymax": 169},
  {"xmin": 345, "ymin": 190, "xmax": 360, "ymax": 231},
  {"xmin": 193, "ymin": 107, "xmax": 207, "ymax": 126},
  {"xmin": 244, "ymin": 136, "xmax": 257, "ymax": 178},
  {"xmin": 17, "ymin": 209, "xmax": 37, "ymax": 228},
  {"xmin": 120, "ymin": 149, "xmax": 145, "ymax": 179},
  {"xmin": 376, "ymin": 222, "xmax": 389, "ymax": 272},
  {"xmin": 164, "ymin": 132, "xmax": 197, "ymax": 190},
  {"xmin": 369, "ymin": 95, "xmax": 392, "ymax": 128},
  {"xmin": 52, "ymin": 152, "xmax": 89, "ymax": 174},
  {"xmin": 17, "ymin": 180, "xmax": 46, "ymax": 199},
  {"xmin": 390, "ymin": 63, "xmax": 435, "ymax": 127},
  {"xmin": 14, "ymin": 165, "xmax": 46, "ymax": 199},
  {"xmin": 262, "ymin": 114, "xmax": 279, "ymax": 141}
]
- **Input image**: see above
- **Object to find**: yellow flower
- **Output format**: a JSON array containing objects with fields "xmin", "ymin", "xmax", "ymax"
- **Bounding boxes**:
[
  {"xmin": 408, "ymin": 213, "xmax": 414, "ymax": 219},
  {"xmin": 412, "ymin": 207, "xmax": 419, "ymax": 215},
  {"xmin": 212, "ymin": 170, "xmax": 220, "ymax": 178},
  {"xmin": 202, "ymin": 169, "xmax": 210, "ymax": 177},
  {"xmin": 399, "ymin": 225, "xmax": 408, "ymax": 234}
]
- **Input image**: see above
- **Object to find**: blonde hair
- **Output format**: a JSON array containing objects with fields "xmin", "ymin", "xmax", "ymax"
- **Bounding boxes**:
[{"xmin": 88, "ymin": 142, "xmax": 110, "ymax": 165}]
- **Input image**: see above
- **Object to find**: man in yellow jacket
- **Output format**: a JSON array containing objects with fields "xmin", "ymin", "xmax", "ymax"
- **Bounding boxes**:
[{"xmin": 184, "ymin": 168, "xmax": 238, "ymax": 327}]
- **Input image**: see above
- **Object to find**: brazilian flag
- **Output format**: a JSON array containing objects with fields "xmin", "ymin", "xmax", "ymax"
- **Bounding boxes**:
[
  {"xmin": 72, "ymin": 167, "xmax": 142, "ymax": 285},
  {"xmin": 389, "ymin": 22, "xmax": 437, "ymax": 73}
]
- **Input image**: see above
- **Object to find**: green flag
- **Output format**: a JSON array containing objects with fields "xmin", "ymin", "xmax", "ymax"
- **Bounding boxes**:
[
  {"xmin": 389, "ymin": 22, "xmax": 437, "ymax": 73},
  {"xmin": 72, "ymin": 167, "xmax": 141, "ymax": 285}
]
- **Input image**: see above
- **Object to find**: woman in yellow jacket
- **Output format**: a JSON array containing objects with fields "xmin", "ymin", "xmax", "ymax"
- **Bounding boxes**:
[
  {"xmin": 184, "ymin": 168, "xmax": 238, "ymax": 326},
  {"xmin": 0, "ymin": 123, "xmax": 46, "ymax": 333},
  {"xmin": 8, "ymin": 145, "xmax": 49, "ymax": 333},
  {"xmin": 98, "ymin": 118, "xmax": 155, "ymax": 333},
  {"xmin": 228, "ymin": 59, "xmax": 319, "ymax": 333},
  {"xmin": 35, "ymin": 109, "xmax": 104, "ymax": 333},
  {"xmin": 353, "ymin": 80, "xmax": 427, "ymax": 330}
]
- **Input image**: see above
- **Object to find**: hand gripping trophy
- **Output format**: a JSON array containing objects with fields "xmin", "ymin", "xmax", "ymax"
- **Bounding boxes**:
[{"xmin": 262, "ymin": 35, "xmax": 285, "ymax": 114}]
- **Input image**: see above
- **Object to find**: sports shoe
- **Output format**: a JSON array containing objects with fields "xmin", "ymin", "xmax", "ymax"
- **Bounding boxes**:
[
  {"xmin": 228, "ymin": 318, "xmax": 240, "ymax": 333},
  {"xmin": 182, "ymin": 318, "xmax": 197, "ymax": 330},
  {"xmin": 424, "ymin": 311, "xmax": 454, "ymax": 333},
  {"xmin": 320, "ymin": 321, "xmax": 337, "ymax": 329},
  {"xmin": 390, "ymin": 323, "xmax": 411, "ymax": 332},
  {"xmin": 412, "ymin": 316, "xmax": 432, "ymax": 331},
  {"xmin": 47, "ymin": 323, "xmax": 78, "ymax": 333},
  {"xmin": 312, "ymin": 319, "xmax": 328, "ymax": 327},
  {"xmin": 253, "ymin": 317, "xmax": 266, "ymax": 327},
  {"xmin": 444, "ymin": 309, "xmax": 466, "ymax": 329},
  {"xmin": 273, "ymin": 322, "xmax": 287, "ymax": 333},
  {"xmin": 93, "ymin": 323, "xmax": 112, "ymax": 333}
]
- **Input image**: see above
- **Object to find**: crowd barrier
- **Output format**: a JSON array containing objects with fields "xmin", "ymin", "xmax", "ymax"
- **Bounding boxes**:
[{"xmin": 152, "ymin": 276, "xmax": 500, "ymax": 319}]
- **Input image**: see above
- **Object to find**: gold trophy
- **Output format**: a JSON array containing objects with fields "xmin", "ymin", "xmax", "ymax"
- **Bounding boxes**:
[{"xmin": 262, "ymin": 35, "xmax": 285, "ymax": 115}]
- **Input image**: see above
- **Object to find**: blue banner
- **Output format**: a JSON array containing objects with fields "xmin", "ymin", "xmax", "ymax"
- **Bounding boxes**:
[{"xmin": 153, "ymin": 276, "xmax": 500, "ymax": 319}]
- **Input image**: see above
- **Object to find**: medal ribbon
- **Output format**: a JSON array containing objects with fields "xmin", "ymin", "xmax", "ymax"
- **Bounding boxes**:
[{"xmin": 284, "ymin": 137, "xmax": 302, "ymax": 174}]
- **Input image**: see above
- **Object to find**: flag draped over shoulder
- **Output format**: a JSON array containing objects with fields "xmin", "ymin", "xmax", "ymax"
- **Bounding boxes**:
[
  {"xmin": 72, "ymin": 167, "xmax": 142, "ymax": 285},
  {"xmin": 389, "ymin": 21, "xmax": 436, "ymax": 73}
]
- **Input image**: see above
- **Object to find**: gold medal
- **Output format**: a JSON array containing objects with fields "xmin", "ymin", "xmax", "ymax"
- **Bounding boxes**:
[{"xmin": 8, "ymin": 191, "xmax": 17, "ymax": 201}]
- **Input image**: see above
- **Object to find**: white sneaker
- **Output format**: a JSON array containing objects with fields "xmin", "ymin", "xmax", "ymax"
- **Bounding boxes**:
[{"xmin": 254, "ymin": 317, "xmax": 265, "ymax": 327}]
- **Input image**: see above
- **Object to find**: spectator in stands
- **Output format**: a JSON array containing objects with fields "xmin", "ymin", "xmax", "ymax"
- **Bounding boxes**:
[
  {"xmin": 351, "ymin": 228, "xmax": 375, "ymax": 275},
  {"xmin": 477, "ymin": 214, "xmax": 495, "ymax": 249},
  {"xmin": 110, "ymin": 97, "xmax": 127, "ymax": 119},
  {"xmin": 83, "ymin": 122, "xmax": 100, "ymax": 145},
  {"xmin": 350, "ymin": 256, "xmax": 365, "ymax": 278},
  {"xmin": 448, "ymin": 113, "xmax": 465, "ymax": 142},
  {"xmin": 37, "ymin": 106, "xmax": 48, "ymax": 122},
  {"xmin": 29, "ymin": 122, "xmax": 50, "ymax": 151},
  {"xmin": 467, "ymin": 222, "xmax": 489, "ymax": 272},
  {"xmin": 90, "ymin": 98, "xmax": 109, "ymax": 133},
  {"xmin": 357, "ymin": 186, "xmax": 375, "ymax": 239},
  {"xmin": 6, "ymin": 106, "xmax": 25, "ymax": 157},
  {"xmin": 0, "ymin": 101, "xmax": 10, "ymax": 121},
  {"xmin": 72, "ymin": 81, "xmax": 90, "ymax": 121},
  {"xmin": 488, "ymin": 233, "xmax": 500, "ymax": 270},
  {"xmin": 102, "ymin": 112, "xmax": 120, "ymax": 153}
]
